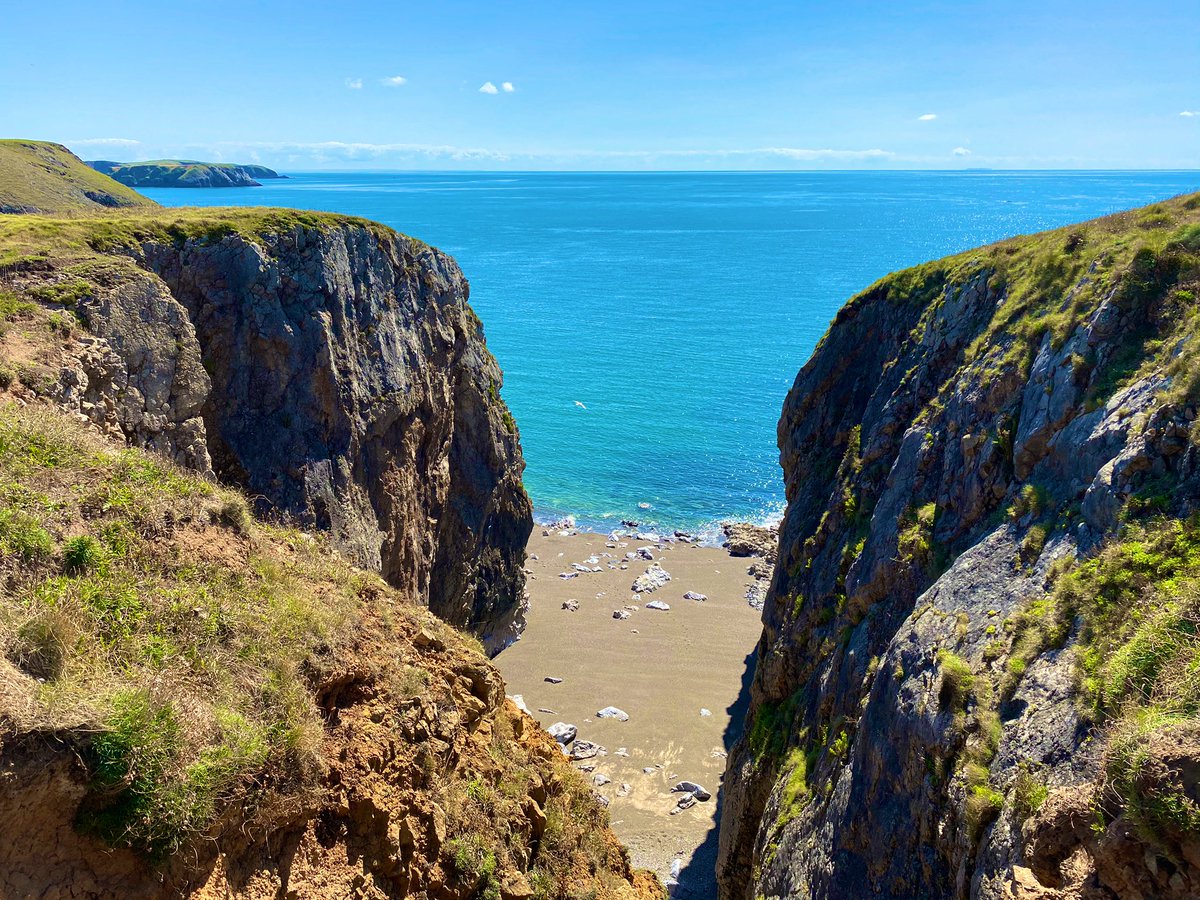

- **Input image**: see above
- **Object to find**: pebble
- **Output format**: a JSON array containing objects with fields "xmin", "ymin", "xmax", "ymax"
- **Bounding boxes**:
[
  {"xmin": 645, "ymin": 600, "xmax": 670, "ymax": 611},
  {"xmin": 597, "ymin": 706, "xmax": 629, "ymax": 721}
]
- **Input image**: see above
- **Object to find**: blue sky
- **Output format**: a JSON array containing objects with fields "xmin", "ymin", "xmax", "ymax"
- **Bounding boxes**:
[{"xmin": 3, "ymin": 1, "xmax": 1197, "ymax": 170}]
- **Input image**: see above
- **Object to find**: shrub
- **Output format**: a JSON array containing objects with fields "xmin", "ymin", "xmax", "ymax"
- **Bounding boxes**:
[
  {"xmin": 1009, "ymin": 483, "xmax": 1047, "ymax": 521},
  {"xmin": 9, "ymin": 609, "xmax": 74, "ymax": 680}
]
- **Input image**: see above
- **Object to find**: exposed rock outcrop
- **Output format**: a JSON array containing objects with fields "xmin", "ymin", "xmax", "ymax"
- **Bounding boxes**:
[{"xmin": 719, "ymin": 194, "xmax": 1200, "ymax": 898}]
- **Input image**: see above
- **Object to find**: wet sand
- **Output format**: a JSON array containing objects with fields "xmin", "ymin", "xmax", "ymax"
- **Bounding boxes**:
[{"xmin": 494, "ymin": 528, "xmax": 764, "ymax": 896}]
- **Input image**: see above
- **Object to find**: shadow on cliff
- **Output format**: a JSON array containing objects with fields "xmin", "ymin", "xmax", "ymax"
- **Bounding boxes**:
[{"xmin": 673, "ymin": 646, "xmax": 757, "ymax": 899}]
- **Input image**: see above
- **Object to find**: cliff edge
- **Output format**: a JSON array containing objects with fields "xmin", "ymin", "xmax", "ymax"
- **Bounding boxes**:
[
  {"xmin": 0, "ymin": 206, "xmax": 532, "ymax": 650},
  {"xmin": 719, "ymin": 193, "xmax": 1200, "ymax": 899}
]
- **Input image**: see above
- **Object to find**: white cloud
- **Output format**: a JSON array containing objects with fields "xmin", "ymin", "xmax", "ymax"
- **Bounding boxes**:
[
  {"xmin": 1181, "ymin": 110, "xmax": 1198, "ymax": 117},
  {"xmin": 479, "ymin": 81, "xmax": 499, "ymax": 94},
  {"xmin": 501, "ymin": 81, "xmax": 515, "ymax": 93},
  {"xmin": 345, "ymin": 78, "xmax": 363, "ymax": 90},
  {"xmin": 952, "ymin": 147, "xmax": 971, "ymax": 156},
  {"xmin": 380, "ymin": 75, "xmax": 408, "ymax": 87},
  {"xmin": 65, "ymin": 137, "xmax": 141, "ymax": 148},
  {"xmin": 918, "ymin": 113, "xmax": 937, "ymax": 121}
]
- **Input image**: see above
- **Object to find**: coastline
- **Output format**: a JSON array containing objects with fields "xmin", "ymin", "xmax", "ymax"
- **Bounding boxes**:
[{"xmin": 495, "ymin": 520, "xmax": 774, "ymax": 895}]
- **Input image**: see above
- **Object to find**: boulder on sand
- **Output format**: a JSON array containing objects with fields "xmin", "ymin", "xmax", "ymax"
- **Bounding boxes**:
[
  {"xmin": 597, "ymin": 706, "xmax": 629, "ymax": 721},
  {"xmin": 632, "ymin": 562, "xmax": 671, "ymax": 593},
  {"xmin": 721, "ymin": 521, "xmax": 779, "ymax": 563},
  {"xmin": 548, "ymin": 722, "xmax": 577, "ymax": 744}
]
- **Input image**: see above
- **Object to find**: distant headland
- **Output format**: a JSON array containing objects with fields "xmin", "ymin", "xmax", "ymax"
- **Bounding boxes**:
[{"xmin": 86, "ymin": 158, "xmax": 287, "ymax": 188}]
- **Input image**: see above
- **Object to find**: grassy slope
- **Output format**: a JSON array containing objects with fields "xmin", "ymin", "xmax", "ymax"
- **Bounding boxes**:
[
  {"xmin": 0, "ymin": 140, "xmax": 155, "ymax": 214},
  {"xmin": 0, "ymin": 401, "xmax": 646, "ymax": 896}
]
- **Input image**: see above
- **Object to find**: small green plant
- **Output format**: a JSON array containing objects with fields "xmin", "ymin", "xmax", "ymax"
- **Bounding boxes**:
[
  {"xmin": 938, "ymin": 650, "xmax": 974, "ymax": 711},
  {"xmin": 0, "ymin": 508, "xmax": 54, "ymax": 561},
  {"xmin": 1009, "ymin": 483, "xmax": 1047, "ymax": 521},
  {"xmin": 62, "ymin": 534, "xmax": 106, "ymax": 574},
  {"xmin": 1012, "ymin": 768, "xmax": 1050, "ymax": 822},
  {"xmin": 965, "ymin": 784, "xmax": 1004, "ymax": 839}
]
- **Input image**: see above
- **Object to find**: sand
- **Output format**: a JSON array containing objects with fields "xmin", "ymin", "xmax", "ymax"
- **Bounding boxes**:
[{"xmin": 494, "ymin": 528, "xmax": 764, "ymax": 897}]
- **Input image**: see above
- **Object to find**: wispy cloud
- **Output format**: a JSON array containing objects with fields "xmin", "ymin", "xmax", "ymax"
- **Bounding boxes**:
[
  {"xmin": 345, "ymin": 78, "xmax": 363, "ymax": 90},
  {"xmin": 1182, "ymin": 110, "xmax": 1198, "ymax": 117},
  {"xmin": 918, "ymin": 113, "xmax": 937, "ymax": 121},
  {"xmin": 479, "ymin": 81, "xmax": 499, "ymax": 95},
  {"xmin": 66, "ymin": 137, "xmax": 141, "ymax": 148},
  {"xmin": 222, "ymin": 140, "xmax": 511, "ymax": 163},
  {"xmin": 952, "ymin": 146, "xmax": 971, "ymax": 156},
  {"xmin": 501, "ymin": 82, "xmax": 515, "ymax": 93},
  {"xmin": 380, "ymin": 75, "xmax": 408, "ymax": 87}
]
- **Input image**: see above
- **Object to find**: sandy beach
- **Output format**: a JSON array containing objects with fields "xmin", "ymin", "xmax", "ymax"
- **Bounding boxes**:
[{"xmin": 494, "ymin": 526, "xmax": 767, "ymax": 897}]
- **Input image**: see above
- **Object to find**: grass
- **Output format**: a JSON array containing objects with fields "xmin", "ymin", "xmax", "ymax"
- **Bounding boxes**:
[
  {"xmin": 0, "ymin": 404, "xmax": 365, "ymax": 855},
  {"xmin": 0, "ymin": 140, "xmax": 154, "ymax": 214}
]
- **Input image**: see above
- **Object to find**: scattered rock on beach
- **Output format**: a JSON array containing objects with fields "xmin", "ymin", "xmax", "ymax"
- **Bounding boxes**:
[
  {"xmin": 559, "ymin": 572, "xmax": 578, "ymax": 580},
  {"xmin": 617, "ymin": 782, "xmax": 632, "ymax": 797},
  {"xmin": 645, "ymin": 600, "xmax": 670, "ymax": 611},
  {"xmin": 571, "ymin": 740, "xmax": 604, "ymax": 760},
  {"xmin": 562, "ymin": 599, "xmax": 580, "ymax": 612},
  {"xmin": 683, "ymin": 591, "xmax": 707, "ymax": 601},
  {"xmin": 593, "ymin": 773, "xmax": 611, "ymax": 787},
  {"xmin": 745, "ymin": 582, "xmax": 767, "ymax": 611},
  {"xmin": 548, "ymin": 722, "xmax": 577, "ymax": 744},
  {"xmin": 597, "ymin": 706, "xmax": 629, "ymax": 721},
  {"xmin": 671, "ymin": 781, "xmax": 712, "ymax": 801},
  {"xmin": 636, "ymin": 547, "xmax": 655, "ymax": 560},
  {"xmin": 700, "ymin": 708, "xmax": 712, "ymax": 717},
  {"xmin": 612, "ymin": 609, "xmax": 631, "ymax": 620},
  {"xmin": 544, "ymin": 676, "xmax": 563, "ymax": 684}
]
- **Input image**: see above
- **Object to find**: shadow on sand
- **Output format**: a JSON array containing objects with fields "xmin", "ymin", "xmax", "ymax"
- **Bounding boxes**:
[{"xmin": 671, "ymin": 646, "xmax": 758, "ymax": 898}]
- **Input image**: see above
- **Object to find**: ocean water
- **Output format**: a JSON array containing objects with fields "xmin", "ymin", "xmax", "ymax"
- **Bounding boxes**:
[{"xmin": 143, "ymin": 171, "xmax": 1199, "ymax": 535}]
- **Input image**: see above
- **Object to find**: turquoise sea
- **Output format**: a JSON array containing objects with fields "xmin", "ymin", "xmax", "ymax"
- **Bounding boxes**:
[{"xmin": 143, "ymin": 171, "xmax": 1199, "ymax": 535}]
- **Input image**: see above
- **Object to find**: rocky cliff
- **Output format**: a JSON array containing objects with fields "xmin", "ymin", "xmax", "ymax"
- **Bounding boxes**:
[
  {"xmin": 718, "ymin": 193, "xmax": 1200, "ymax": 899},
  {"xmin": 1, "ymin": 207, "xmax": 532, "ymax": 650},
  {"xmin": 88, "ymin": 160, "xmax": 286, "ymax": 188}
]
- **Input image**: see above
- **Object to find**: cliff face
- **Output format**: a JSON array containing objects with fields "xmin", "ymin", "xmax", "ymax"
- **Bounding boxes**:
[
  {"xmin": 1, "ymin": 209, "xmax": 531, "ymax": 648},
  {"xmin": 718, "ymin": 194, "xmax": 1200, "ymax": 899}
]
